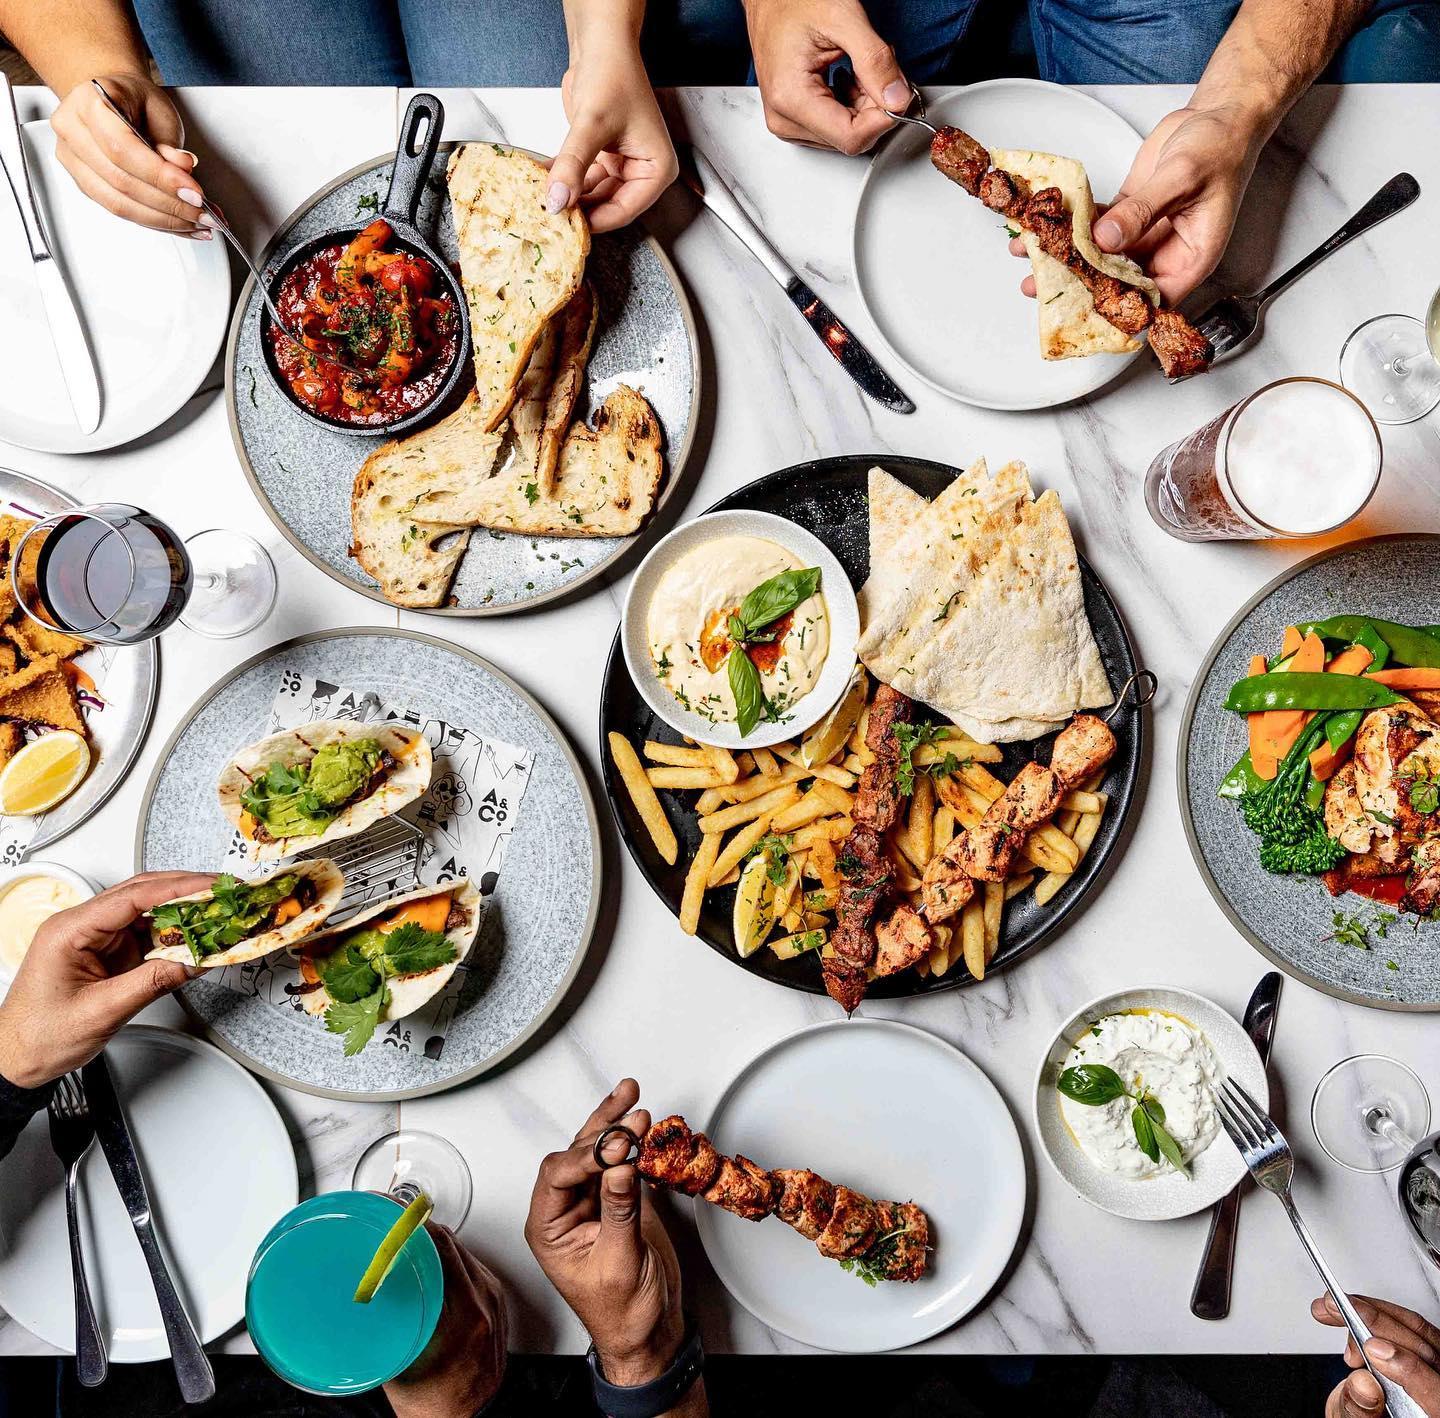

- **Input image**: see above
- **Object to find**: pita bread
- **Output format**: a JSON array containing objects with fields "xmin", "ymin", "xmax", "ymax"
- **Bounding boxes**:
[
  {"xmin": 407, "ymin": 385, "xmax": 663, "ymax": 537},
  {"xmin": 294, "ymin": 879, "xmax": 482, "ymax": 1025},
  {"xmin": 507, "ymin": 316, "xmax": 560, "ymax": 482},
  {"xmin": 538, "ymin": 282, "xmax": 598, "ymax": 494},
  {"xmin": 992, "ymin": 148, "xmax": 1158, "ymax": 360},
  {"xmin": 146, "ymin": 858, "xmax": 345, "ymax": 969},
  {"xmin": 218, "ymin": 719, "xmax": 433, "ymax": 862},
  {"xmin": 446, "ymin": 142, "xmax": 589, "ymax": 430},
  {"xmin": 857, "ymin": 462, "xmax": 1112, "ymax": 741}
]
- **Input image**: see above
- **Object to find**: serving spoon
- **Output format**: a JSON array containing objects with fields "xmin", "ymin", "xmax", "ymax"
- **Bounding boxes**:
[{"xmin": 90, "ymin": 79, "xmax": 373, "ymax": 378}]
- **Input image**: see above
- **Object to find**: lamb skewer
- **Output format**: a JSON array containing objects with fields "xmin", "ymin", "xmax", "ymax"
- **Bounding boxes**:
[{"xmin": 600, "ymin": 1115, "xmax": 931, "ymax": 1284}]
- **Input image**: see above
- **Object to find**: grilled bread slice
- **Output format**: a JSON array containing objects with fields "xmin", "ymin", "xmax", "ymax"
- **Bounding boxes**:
[
  {"xmin": 538, "ymin": 282, "xmax": 598, "ymax": 494},
  {"xmin": 446, "ymin": 143, "xmax": 589, "ymax": 432}
]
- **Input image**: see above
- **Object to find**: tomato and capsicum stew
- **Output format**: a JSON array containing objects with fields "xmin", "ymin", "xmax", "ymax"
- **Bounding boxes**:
[{"xmin": 266, "ymin": 218, "xmax": 460, "ymax": 426}]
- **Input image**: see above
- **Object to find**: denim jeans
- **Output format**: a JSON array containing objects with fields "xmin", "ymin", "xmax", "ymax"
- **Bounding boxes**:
[{"xmin": 132, "ymin": 0, "xmax": 1440, "ymax": 87}]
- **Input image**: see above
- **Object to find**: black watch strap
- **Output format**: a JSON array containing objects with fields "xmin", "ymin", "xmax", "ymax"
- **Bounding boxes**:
[{"xmin": 586, "ymin": 1320, "xmax": 704, "ymax": 1418}]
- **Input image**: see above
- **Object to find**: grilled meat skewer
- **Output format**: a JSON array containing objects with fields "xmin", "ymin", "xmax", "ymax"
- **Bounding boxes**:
[
  {"xmin": 636, "ymin": 1116, "xmax": 930, "ymax": 1283},
  {"xmin": 929, "ymin": 124, "xmax": 1212, "ymax": 379}
]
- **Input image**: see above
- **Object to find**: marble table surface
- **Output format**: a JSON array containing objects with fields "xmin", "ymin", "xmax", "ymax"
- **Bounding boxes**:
[{"xmin": 0, "ymin": 82, "xmax": 1437, "ymax": 1359}]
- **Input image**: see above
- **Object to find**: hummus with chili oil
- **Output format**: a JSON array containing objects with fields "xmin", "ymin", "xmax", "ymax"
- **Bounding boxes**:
[{"xmin": 648, "ymin": 536, "xmax": 830, "ymax": 727}]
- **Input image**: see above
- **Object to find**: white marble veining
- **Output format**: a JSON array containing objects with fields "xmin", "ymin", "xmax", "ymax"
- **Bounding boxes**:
[{"xmin": 1, "ymin": 83, "xmax": 1438, "ymax": 1359}]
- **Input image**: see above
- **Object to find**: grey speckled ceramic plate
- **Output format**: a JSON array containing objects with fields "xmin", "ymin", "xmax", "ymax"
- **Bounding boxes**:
[
  {"xmin": 134, "ymin": 629, "xmax": 600, "ymax": 1099},
  {"xmin": 1180, "ymin": 534, "xmax": 1440, "ymax": 1011},
  {"xmin": 224, "ymin": 143, "xmax": 699, "ymax": 615},
  {"xmin": 0, "ymin": 470, "xmax": 157, "ymax": 856}
]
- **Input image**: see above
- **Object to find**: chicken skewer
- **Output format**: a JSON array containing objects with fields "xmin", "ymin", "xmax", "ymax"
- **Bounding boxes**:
[
  {"xmin": 925, "ymin": 123, "xmax": 1212, "ymax": 380},
  {"xmin": 595, "ymin": 1115, "xmax": 931, "ymax": 1284}
]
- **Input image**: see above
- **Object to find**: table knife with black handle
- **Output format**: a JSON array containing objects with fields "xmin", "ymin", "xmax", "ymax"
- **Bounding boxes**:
[
  {"xmin": 1191, "ymin": 971, "xmax": 1283, "ymax": 1319},
  {"xmin": 682, "ymin": 147, "xmax": 915, "ymax": 414}
]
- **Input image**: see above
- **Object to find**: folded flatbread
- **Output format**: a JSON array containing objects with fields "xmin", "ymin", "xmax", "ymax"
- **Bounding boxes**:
[
  {"xmin": 857, "ymin": 461, "xmax": 1111, "ymax": 741},
  {"xmin": 294, "ymin": 878, "xmax": 482, "ymax": 1025},
  {"xmin": 991, "ymin": 148, "xmax": 1159, "ymax": 360},
  {"xmin": 146, "ymin": 858, "xmax": 345, "ymax": 969},
  {"xmin": 218, "ymin": 719, "xmax": 433, "ymax": 862}
]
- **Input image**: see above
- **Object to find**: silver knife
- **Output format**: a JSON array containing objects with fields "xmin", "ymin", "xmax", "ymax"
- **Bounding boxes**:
[
  {"xmin": 81, "ymin": 1053, "xmax": 215, "ymax": 1403},
  {"xmin": 0, "ymin": 75, "xmax": 102, "ymax": 434},
  {"xmin": 1191, "ymin": 970, "xmax": 1283, "ymax": 1319},
  {"xmin": 683, "ymin": 147, "xmax": 914, "ymax": 414}
]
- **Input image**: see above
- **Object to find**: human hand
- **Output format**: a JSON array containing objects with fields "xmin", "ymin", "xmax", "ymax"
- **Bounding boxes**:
[
  {"xmin": 525, "ymin": 1079, "xmax": 688, "ymax": 1387},
  {"xmin": 0, "ymin": 872, "xmax": 212, "ymax": 1089},
  {"xmin": 50, "ymin": 74, "xmax": 208, "ymax": 237},
  {"xmin": 744, "ymin": 0, "xmax": 911, "ymax": 155},
  {"xmin": 551, "ymin": 24, "xmax": 677, "ymax": 234},
  {"xmin": 1312, "ymin": 1292, "xmax": 1440, "ymax": 1416},
  {"xmin": 385, "ymin": 1224, "xmax": 508, "ymax": 1418}
]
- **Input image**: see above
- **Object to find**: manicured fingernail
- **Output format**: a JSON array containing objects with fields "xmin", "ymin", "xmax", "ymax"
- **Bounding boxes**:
[
  {"xmin": 189, "ymin": 228, "xmax": 212, "ymax": 240},
  {"xmin": 179, "ymin": 150, "xmax": 199, "ymax": 170},
  {"xmin": 1094, "ymin": 217, "xmax": 1122, "ymax": 247},
  {"xmin": 545, "ymin": 181, "xmax": 569, "ymax": 214},
  {"xmin": 882, "ymin": 80, "xmax": 911, "ymax": 110},
  {"xmin": 177, "ymin": 187, "xmax": 203, "ymax": 208},
  {"xmin": 197, "ymin": 210, "xmax": 216, "ymax": 228}
]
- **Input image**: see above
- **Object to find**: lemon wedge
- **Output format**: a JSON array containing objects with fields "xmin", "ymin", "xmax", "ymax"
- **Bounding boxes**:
[
  {"xmin": 801, "ymin": 663, "xmax": 867, "ymax": 769},
  {"xmin": 733, "ymin": 849, "xmax": 780, "ymax": 959},
  {"xmin": 0, "ymin": 732, "xmax": 90, "ymax": 816},
  {"xmin": 353, "ymin": 1192, "xmax": 433, "ymax": 1304}
]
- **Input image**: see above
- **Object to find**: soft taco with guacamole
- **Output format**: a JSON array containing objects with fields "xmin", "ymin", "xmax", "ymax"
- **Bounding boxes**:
[
  {"xmin": 146, "ymin": 859, "xmax": 345, "ymax": 969},
  {"xmin": 291, "ymin": 879, "xmax": 482, "ymax": 1056},
  {"xmin": 218, "ymin": 720, "xmax": 432, "ymax": 862}
]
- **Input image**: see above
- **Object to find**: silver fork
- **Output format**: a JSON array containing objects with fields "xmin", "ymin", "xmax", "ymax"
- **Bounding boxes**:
[
  {"xmin": 1215, "ymin": 1078, "xmax": 1426, "ymax": 1418},
  {"xmin": 47, "ymin": 1074, "xmax": 107, "ymax": 1388},
  {"xmin": 1190, "ymin": 173, "xmax": 1420, "ymax": 364}
]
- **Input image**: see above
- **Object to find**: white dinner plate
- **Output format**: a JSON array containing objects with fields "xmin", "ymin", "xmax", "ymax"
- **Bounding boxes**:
[
  {"xmin": 0, "ymin": 1026, "xmax": 297, "ymax": 1360},
  {"xmin": 693, "ymin": 1019, "xmax": 1025, "ymax": 1352},
  {"xmin": 853, "ymin": 79, "xmax": 1146, "ymax": 411},
  {"xmin": 0, "ymin": 122, "xmax": 230, "ymax": 453}
]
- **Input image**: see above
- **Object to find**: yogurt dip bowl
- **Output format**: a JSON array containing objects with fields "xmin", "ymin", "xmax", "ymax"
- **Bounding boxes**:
[
  {"xmin": 1033, "ymin": 985, "xmax": 1267, "ymax": 1221},
  {"xmin": 0, "ymin": 862, "xmax": 98, "ymax": 987},
  {"xmin": 621, "ymin": 510, "xmax": 860, "ymax": 749}
]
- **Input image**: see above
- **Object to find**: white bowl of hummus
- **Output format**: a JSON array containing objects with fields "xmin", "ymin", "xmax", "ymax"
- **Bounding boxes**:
[
  {"xmin": 1032, "ymin": 985, "xmax": 1268, "ymax": 1221},
  {"xmin": 622, "ymin": 510, "xmax": 860, "ymax": 748},
  {"xmin": 0, "ymin": 862, "xmax": 97, "ymax": 987}
]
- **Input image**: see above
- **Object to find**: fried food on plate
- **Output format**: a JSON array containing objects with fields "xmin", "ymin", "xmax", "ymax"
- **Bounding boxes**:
[
  {"xmin": 0, "ymin": 657, "xmax": 85, "ymax": 736},
  {"xmin": 446, "ymin": 142, "xmax": 589, "ymax": 431},
  {"xmin": 608, "ymin": 730, "xmax": 678, "ymax": 865}
]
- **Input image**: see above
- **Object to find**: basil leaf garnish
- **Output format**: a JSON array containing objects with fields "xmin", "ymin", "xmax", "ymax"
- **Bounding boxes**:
[
  {"xmin": 1151, "ymin": 1116, "xmax": 1189, "ymax": 1176},
  {"xmin": 727, "ymin": 648, "xmax": 767, "ymax": 737},
  {"xmin": 1056, "ymin": 1064, "xmax": 1126, "ymax": 1106},
  {"xmin": 734, "ymin": 567, "xmax": 821, "ymax": 641},
  {"xmin": 1131, "ymin": 1104, "xmax": 1159, "ymax": 1161}
]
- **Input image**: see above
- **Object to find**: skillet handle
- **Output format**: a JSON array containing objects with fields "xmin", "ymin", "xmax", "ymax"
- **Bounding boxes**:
[{"xmin": 383, "ymin": 92, "xmax": 445, "ymax": 229}]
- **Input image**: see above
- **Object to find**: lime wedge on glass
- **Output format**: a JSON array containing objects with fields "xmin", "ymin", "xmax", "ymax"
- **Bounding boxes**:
[{"xmin": 354, "ymin": 1192, "xmax": 433, "ymax": 1303}]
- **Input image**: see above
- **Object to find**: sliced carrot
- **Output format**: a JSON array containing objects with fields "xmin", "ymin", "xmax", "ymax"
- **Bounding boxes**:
[
  {"xmin": 1326, "ymin": 644, "xmax": 1374, "ymax": 677},
  {"xmin": 1246, "ymin": 654, "xmax": 1271, "ymax": 766},
  {"xmin": 1281, "ymin": 626, "xmax": 1304, "ymax": 657},
  {"xmin": 1306, "ymin": 643, "xmax": 1375, "ymax": 781},
  {"xmin": 1252, "ymin": 750, "xmax": 1279, "ymax": 781},
  {"xmin": 1254, "ymin": 632, "xmax": 1327, "ymax": 759},
  {"xmin": 379, "ymin": 894, "xmax": 451, "ymax": 934},
  {"xmin": 1365, "ymin": 668, "xmax": 1440, "ymax": 690}
]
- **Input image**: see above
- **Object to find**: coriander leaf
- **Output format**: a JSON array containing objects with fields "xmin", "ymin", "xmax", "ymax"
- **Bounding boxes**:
[
  {"xmin": 727, "ymin": 647, "xmax": 767, "ymax": 737},
  {"xmin": 1151, "ymin": 1118, "xmax": 1189, "ymax": 1177},
  {"xmin": 210, "ymin": 874, "xmax": 243, "ymax": 913},
  {"xmin": 318, "ymin": 944, "xmax": 382, "ymax": 1004},
  {"xmin": 381, "ymin": 921, "xmax": 457, "ymax": 977},
  {"xmin": 734, "ymin": 568, "xmax": 821, "ymax": 640},
  {"xmin": 892, "ymin": 721, "xmax": 947, "ymax": 797},
  {"xmin": 1132, "ymin": 1103, "xmax": 1160, "ymax": 1162},
  {"xmin": 1056, "ymin": 1063, "xmax": 1127, "ymax": 1106},
  {"xmin": 325, "ymin": 985, "xmax": 388, "ymax": 1056}
]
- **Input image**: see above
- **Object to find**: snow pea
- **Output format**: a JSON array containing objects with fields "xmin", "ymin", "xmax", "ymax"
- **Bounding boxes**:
[
  {"xmin": 1224, "ymin": 672, "xmax": 1399, "ymax": 714},
  {"xmin": 1218, "ymin": 750, "xmax": 1267, "ymax": 800},
  {"xmin": 1298, "ymin": 616, "xmax": 1440, "ymax": 669},
  {"xmin": 1321, "ymin": 625, "xmax": 1390, "ymax": 754}
]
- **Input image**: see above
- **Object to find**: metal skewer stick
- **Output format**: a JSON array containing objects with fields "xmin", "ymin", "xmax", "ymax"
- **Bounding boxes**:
[
  {"xmin": 881, "ymin": 84, "xmax": 939, "ymax": 135},
  {"xmin": 1103, "ymin": 670, "xmax": 1159, "ymax": 723},
  {"xmin": 593, "ymin": 1124, "xmax": 642, "ymax": 1169}
]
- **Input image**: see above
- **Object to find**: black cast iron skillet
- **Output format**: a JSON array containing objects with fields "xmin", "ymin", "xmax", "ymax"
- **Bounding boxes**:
[{"xmin": 260, "ymin": 93, "xmax": 472, "ymax": 438}]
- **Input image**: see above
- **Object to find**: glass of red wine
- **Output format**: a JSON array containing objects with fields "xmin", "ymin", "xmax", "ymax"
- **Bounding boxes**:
[{"xmin": 9, "ymin": 505, "xmax": 277, "ymax": 645}]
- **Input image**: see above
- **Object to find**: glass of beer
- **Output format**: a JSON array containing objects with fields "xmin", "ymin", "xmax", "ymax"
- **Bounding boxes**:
[{"xmin": 1143, "ymin": 377, "xmax": 1382, "ymax": 542}]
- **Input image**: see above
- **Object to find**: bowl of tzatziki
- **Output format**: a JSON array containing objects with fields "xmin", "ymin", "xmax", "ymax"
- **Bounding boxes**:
[
  {"xmin": 621, "ymin": 510, "xmax": 860, "ymax": 748},
  {"xmin": 1032, "ymin": 985, "xmax": 1268, "ymax": 1220}
]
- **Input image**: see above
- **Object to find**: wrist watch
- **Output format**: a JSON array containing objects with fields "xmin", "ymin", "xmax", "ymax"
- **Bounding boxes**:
[{"xmin": 587, "ymin": 1319, "xmax": 704, "ymax": 1418}]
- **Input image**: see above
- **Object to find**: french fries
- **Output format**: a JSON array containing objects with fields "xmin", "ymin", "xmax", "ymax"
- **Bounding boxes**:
[
  {"xmin": 609, "ymin": 732, "xmax": 677, "ymax": 865},
  {"xmin": 614, "ymin": 677, "xmax": 1113, "ymax": 986}
]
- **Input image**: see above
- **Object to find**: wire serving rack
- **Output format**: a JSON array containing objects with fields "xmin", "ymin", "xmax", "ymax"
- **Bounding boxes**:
[{"xmin": 295, "ymin": 815, "xmax": 424, "ymax": 918}]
